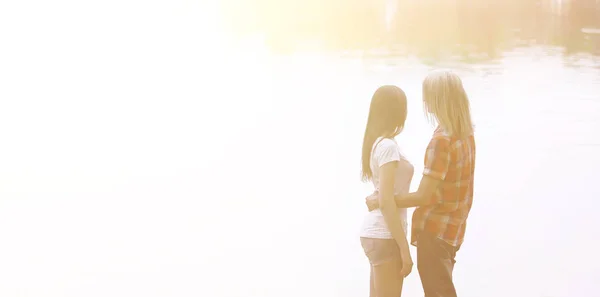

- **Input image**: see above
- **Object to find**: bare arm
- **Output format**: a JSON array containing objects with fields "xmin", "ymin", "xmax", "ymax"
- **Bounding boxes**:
[
  {"xmin": 378, "ymin": 161, "xmax": 410, "ymax": 250},
  {"xmin": 366, "ymin": 175, "xmax": 442, "ymax": 210},
  {"xmin": 367, "ymin": 136, "xmax": 450, "ymax": 211},
  {"xmin": 393, "ymin": 175, "xmax": 442, "ymax": 208}
]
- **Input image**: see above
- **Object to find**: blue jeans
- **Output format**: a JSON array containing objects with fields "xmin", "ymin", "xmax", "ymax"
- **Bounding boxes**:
[{"xmin": 416, "ymin": 231, "xmax": 461, "ymax": 297}]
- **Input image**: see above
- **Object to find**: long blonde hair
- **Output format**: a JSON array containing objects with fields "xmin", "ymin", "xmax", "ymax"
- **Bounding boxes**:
[{"xmin": 422, "ymin": 70, "xmax": 473, "ymax": 138}]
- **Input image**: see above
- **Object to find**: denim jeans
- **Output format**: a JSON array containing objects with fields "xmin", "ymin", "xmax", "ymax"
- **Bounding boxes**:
[{"xmin": 416, "ymin": 231, "xmax": 461, "ymax": 297}]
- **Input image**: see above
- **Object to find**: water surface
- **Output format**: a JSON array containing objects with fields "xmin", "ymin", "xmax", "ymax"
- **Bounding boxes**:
[{"xmin": 1, "ymin": 2, "xmax": 600, "ymax": 296}]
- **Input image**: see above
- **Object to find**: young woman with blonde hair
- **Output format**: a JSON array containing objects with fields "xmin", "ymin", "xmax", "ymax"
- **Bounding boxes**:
[{"xmin": 367, "ymin": 70, "xmax": 476, "ymax": 297}]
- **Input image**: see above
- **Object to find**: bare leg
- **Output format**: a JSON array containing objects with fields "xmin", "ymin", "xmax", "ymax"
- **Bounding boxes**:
[
  {"xmin": 369, "ymin": 265, "xmax": 376, "ymax": 297},
  {"xmin": 372, "ymin": 259, "xmax": 404, "ymax": 297}
]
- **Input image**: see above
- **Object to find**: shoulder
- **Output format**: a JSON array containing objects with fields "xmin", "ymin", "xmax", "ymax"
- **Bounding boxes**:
[
  {"xmin": 374, "ymin": 138, "xmax": 400, "ymax": 156},
  {"xmin": 375, "ymin": 138, "xmax": 398, "ymax": 150},
  {"xmin": 427, "ymin": 134, "xmax": 451, "ymax": 152},
  {"xmin": 373, "ymin": 138, "xmax": 401, "ymax": 165}
]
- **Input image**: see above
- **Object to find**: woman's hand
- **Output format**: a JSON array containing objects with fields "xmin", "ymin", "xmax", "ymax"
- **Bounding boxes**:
[
  {"xmin": 365, "ymin": 191, "xmax": 379, "ymax": 211},
  {"xmin": 399, "ymin": 249, "xmax": 413, "ymax": 277}
]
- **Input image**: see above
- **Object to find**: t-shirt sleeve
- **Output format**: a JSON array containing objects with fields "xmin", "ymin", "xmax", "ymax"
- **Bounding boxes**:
[
  {"xmin": 374, "ymin": 140, "xmax": 401, "ymax": 167},
  {"xmin": 423, "ymin": 137, "xmax": 450, "ymax": 180}
]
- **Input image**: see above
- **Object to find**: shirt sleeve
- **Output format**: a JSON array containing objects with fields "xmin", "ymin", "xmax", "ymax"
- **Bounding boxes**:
[
  {"xmin": 423, "ymin": 136, "xmax": 450, "ymax": 180},
  {"xmin": 374, "ymin": 140, "xmax": 401, "ymax": 167}
]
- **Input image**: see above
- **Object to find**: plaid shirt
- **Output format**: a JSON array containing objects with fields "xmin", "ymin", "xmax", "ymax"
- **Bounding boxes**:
[{"xmin": 411, "ymin": 127, "xmax": 476, "ymax": 247}]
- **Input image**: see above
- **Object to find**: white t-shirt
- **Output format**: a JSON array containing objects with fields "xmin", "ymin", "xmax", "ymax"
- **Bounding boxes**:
[{"xmin": 360, "ymin": 137, "xmax": 414, "ymax": 239}]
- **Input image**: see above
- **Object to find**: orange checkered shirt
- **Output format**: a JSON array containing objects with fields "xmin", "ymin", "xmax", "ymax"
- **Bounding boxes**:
[{"xmin": 411, "ymin": 127, "xmax": 476, "ymax": 247}]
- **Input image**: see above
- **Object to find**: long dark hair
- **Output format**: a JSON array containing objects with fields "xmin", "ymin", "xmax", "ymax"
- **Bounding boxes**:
[{"xmin": 361, "ymin": 85, "xmax": 407, "ymax": 181}]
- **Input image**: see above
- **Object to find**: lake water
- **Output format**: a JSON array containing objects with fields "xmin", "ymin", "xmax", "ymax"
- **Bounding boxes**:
[{"xmin": 1, "ymin": 1, "xmax": 600, "ymax": 297}]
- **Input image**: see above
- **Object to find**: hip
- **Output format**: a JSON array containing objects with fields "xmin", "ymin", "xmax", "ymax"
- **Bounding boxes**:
[{"xmin": 360, "ymin": 237, "xmax": 403, "ymax": 267}]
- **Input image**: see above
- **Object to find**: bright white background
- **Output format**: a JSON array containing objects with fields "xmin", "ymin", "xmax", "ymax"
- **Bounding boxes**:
[{"xmin": 1, "ymin": 1, "xmax": 600, "ymax": 296}]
